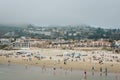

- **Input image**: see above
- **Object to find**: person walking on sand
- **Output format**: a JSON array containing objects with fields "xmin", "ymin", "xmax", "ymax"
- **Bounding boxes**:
[
  {"xmin": 70, "ymin": 67, "xmax": 72, "ymax": 72},
  {"xmin": 92, "ymin": 66, "xmax": 94, "ymax": 76},
  {"xmin": 53, "ymin": 67, "xmax": 56, "ymax": 75},
  {"xmin": 84, "ymin": 70, "xmax": 87, "ymax": 79},
  {"xmin": 100, "ymin": 67, "xmax": 102, "ymax": 76},
  {"xmin": 42, "ymin": 64, "xmax": 46, "ymax": 72},
  {"xmin": 25, "ymin": 64, "xmax": 28, "ymax": 69},
  {"xmin": 115, "ymin": 72, "xmax": 118, "ymax": 80},
  {"xmin": 65, "ymin": 69, "xmax": 67, "ymax": 75},
  {"xmin": 8, "ymin": 60, "xmax": 11, "ymax": 66},
  {"xmin": 104, "ymin": 67, "xmax": 108, "ymax": 76}
]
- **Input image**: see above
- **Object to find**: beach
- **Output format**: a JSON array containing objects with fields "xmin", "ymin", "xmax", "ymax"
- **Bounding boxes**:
[{"xmin": 0, "ymin": 48, "xmax": 120, "ymax": 73}]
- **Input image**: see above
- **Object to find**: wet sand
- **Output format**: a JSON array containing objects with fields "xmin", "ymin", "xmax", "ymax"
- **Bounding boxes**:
[{"xmin": 0, "ymin": 63, "xmax": 120, "ymax": 80}]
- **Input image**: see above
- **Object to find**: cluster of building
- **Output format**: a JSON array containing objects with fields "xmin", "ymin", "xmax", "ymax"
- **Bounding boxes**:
[{"xmin": 0, "ymin": 37, "xmax": 120, "ymax": 51}]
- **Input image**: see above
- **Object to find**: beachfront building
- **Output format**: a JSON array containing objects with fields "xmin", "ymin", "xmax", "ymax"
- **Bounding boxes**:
[
  {"xmin": 12, "ymin": 37, "xmax": 39, "ymax": 49},
  {"xmin": 0, "ymin": 38, "xmax": 11, "ymax": 45},
  {"xmin": 48, "ymin": 39, "xmax": 74, "ymax": 49},
  {"xmin": 42, "ymin": 39, "xmax": 112, "ymax": 49},
  {"xmin": 113, "ymin": 40, "xmax": 120, "ymax": 53},
  {"xmin": 31, "ymin": 40, "xmax": 50, "ymax": 48},
  {"xmin": 74, "ymin": 39, "xmax": 111, "ymax": 48},
  {"xmin": 12, "ymin": 42, "xmax": 30, "ymax": 49},
  {"xmin": 92, "ymin": 39, "xmax": 111, "ymax": 47}
]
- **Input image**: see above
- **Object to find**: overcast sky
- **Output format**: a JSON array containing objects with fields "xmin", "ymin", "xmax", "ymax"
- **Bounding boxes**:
[{"xmin": 0, "ymin": 0, "xmax": 120, "ymax": 28}]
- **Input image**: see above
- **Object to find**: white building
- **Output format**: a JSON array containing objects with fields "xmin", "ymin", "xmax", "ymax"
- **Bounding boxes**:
[
  {"xmin": 0, "ymin": 39, "xmax": 11, "ymax": 45},
  {"xmin": 12, "ymin": 37, "xmax": 38, "ymax": 49}
]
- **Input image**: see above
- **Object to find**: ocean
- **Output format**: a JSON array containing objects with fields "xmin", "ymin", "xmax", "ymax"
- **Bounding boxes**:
[{"xmin": 0, "ymin": 63, "xmax": 119, "ymax": 80}]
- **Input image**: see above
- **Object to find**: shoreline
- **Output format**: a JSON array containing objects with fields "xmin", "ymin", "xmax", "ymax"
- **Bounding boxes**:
[
  {"xmin": 0, "ymin": 48, "xmax": 120, "ymax": 73},
  {"xmin": 0, "ymin": 56, "xmax": 120, "ymax": 73}
]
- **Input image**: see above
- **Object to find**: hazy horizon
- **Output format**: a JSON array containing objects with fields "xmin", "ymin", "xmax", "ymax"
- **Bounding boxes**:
[{"xmin": 0, "ymin": 0, "xmax": 120, "ymax": 28}]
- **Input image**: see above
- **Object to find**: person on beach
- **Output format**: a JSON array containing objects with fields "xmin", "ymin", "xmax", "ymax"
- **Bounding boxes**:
[
  {"xmin": 65, "ymin": 69, "xmax": 67, "ymax": 75},
  {"xmin": 8, "ymin": 60, "xmax": 11, "ymax": 66},
  {"xmin": 70, "ymin": 67, "xmax": 72, "ymax": 72},
  {"xmin": 84, "ymin": 70, "xmax": 87, "ymax": 79},
  {"xmin": 41, "ymin": 66, "xmax": 44, "ymax": 73},
  {"xmin": 53, "ymin": 67, "xmax": 56, "ymax": 75},
  {"xmin": 42, "ymin": 63, "xmax": 46, "ymax": 73},
  {"xmin": 60, "ymin": 66, "xmax": 62, "ymax": 69},
  {"xmin": 92, "ymin": 66, "xmax": 94, "ymax": 76},
  {"xmin": 25, "ymin": 64, "xmax": 28, "ymax": 69},
  {"xmin": 64, "ymin": 59, "xmax": 66, "ymax": 65},
  {"xmin": 104, "ymin": 67, "xmax": 107, "ymax": 76},
  {"xmin": 100, "ymin": 67, "xmax": 102, "ymax": 76},
  {"xmin": 83, "ymin": 58, "xmax": 85, "ymax": 62},
  {"xmin": 58, "ymin": 59, "xmax": 60, "ymax": 64},
  {"xmin": 115, "ymin": 72, "xmax": 118, "ymax": 80},
  {"xmin": 59, "ymin": 66, "xmax": 63, "ymax": 74}
]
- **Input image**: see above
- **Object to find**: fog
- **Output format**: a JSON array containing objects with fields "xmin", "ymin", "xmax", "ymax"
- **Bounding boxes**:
[{"xmin": 0, "ymin": 0, "xmax": 120, "ymax": 28}]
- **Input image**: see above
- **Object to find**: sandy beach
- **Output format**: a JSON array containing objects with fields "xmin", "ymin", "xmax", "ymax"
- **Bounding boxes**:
[{"xmin": 0, "ymin": 48, "xmax": 120, "ymax": 73}]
